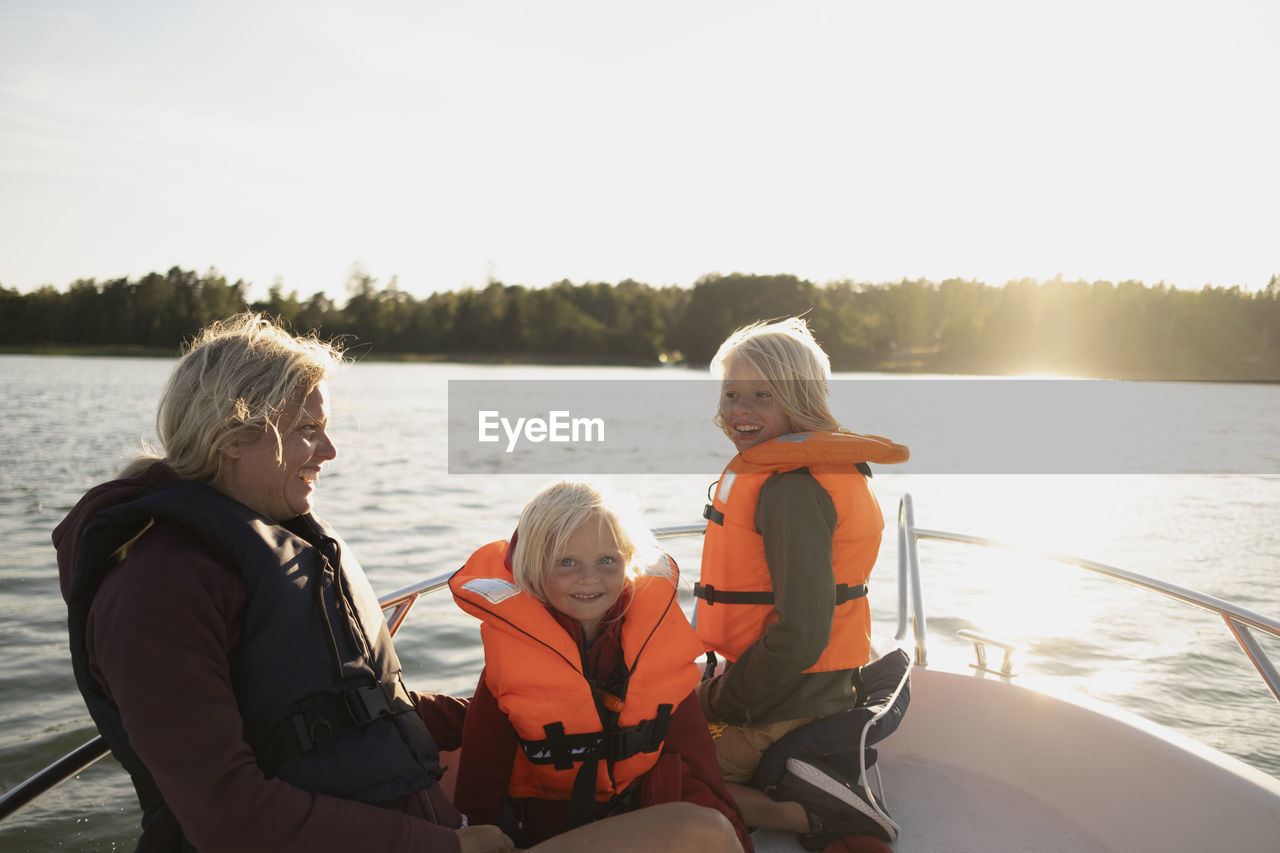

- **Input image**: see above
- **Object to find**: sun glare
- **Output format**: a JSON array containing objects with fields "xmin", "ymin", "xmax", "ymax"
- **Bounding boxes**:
[
  {"xmin": 902, "ymin": 476, "xmax": 1138, "ymax": 669},
  {"xmin": 957, "ymin": 548, "xmax": 1102, "ymax": 640}
]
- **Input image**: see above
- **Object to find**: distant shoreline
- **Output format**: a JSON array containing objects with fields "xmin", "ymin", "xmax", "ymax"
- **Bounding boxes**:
[
  {"xmin": 0, "ymin": 345, "xmax": 669, "ymax": 366},
  {"xmin": 4, "ymin": 346, "xmax": 1278, "ymax": 383},
  {"xmin": 1, "ymin": 344, "xmax": 177, "ymax": 358}
]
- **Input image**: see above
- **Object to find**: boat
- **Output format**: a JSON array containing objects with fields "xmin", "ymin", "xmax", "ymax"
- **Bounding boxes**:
[{"xmin": 4, "ymin": 493, "xmax": 1280, "ymax": 851}]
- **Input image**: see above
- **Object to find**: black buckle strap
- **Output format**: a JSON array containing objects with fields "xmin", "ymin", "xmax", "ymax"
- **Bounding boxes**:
[
  {"xmin": 521, "ymin": 723, "xmax": 605, "ymax": 770},
  {"xmin": 694, "ymin": 583, "xmax": 774, "ymax": 606},
  {"xmin": 836, "ymin": 583, "xmax": 868, "ymax": 603},
  {"xmin": 605, "ymin": 704, "xmax": 672, "ymax": 760},
  {"xmin": 289, "ymin": 713, "xmax": 324, "ymax": 754},
  {"xmin": 519, "ymin": 706, "xmax": 674, "ymax": 770},
  {"xmin": 702, "ymin": 503, "xmax": 725, "ymax": 525},
  {"xmin": 695, "ymin": 582, "xmax": 867, "ymax": 606},
  {"xmin": 254, "ymin": 678, "xmax": 414, "ymax": 773},
  {"xmin": 344, "ymin": 683, "xmax": 394, "ymax": 725}
]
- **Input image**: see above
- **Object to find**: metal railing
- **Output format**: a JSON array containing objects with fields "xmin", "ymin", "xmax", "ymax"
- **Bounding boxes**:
[
  {"xmin": 894, "ymin": 492, "xmax": 1280, "ymax": 706},
  {"xmin": 380, "ymin": 572, "xmax": 456, "ymax": 635}
]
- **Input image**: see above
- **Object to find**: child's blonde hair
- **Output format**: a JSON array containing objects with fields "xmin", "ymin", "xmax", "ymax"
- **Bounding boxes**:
[
  {"xmin": 710, "ymin": 317, "xmax": 841, "ymax": 435},
  {"xmin": 510, "ymin": 480, "xmax": 664, "ymax": 603}
]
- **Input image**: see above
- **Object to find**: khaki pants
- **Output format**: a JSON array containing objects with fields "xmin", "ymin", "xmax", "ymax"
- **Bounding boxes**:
[{"xmin": 711, "ymin": 717, "xmax": 815, "ymax": 783}]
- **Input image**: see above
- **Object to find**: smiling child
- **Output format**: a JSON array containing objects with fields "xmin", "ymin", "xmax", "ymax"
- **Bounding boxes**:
[
  {"xmin": 450, "ymin": 481, "xmax": 752, "ymax": 851},
  {"xmin": 695, "ymin": 318, "xmax": 909, "ymax": 848}
]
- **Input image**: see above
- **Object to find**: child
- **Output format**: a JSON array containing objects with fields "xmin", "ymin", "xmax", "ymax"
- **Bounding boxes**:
[
  {"xmin": 693, "ymin": 318, "xmax": 909, "ymax": 848},
  {"xmin": 451, "ymin": 481, "xmax": 753, "ymax": 852}
]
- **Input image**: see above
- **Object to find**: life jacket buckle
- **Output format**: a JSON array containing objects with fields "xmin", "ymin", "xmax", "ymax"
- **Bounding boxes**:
[
  {"xmin": 344, "ymin": 684, "xmax": 392, "ymax": 726},
  {"xmin": 604, "ymin": 704, "xmax": 673, "ymax": 760}
]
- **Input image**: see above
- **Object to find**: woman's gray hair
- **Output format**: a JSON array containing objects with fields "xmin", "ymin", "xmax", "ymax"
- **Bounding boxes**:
[{"xmin": 121, "ymin": 313, "xmax": 345, "ymax": 481}]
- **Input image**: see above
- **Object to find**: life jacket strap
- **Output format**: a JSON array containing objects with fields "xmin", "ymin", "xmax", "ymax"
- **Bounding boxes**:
[
  {"xmin": 694, "ymin": 582, "xmax": 868, "ymax": 606},
  {"xmin": 694, "ymin": 583, "xmax": 773, "ymax": 605},
  {"xmin": 518, "ymin": 704, "xmax": 675, "ymax": 771},
  {"xmin": 606, "ymin": 703, "xmax": 673, "ymax": 760},
  {"xmin": 252, "ymin": 677, "xmax": 416, "ymax": 773},
  {"xmin": 702, "ymin": 503, "xmax": 725, "ymax": 525},
  {"xmin": 836, "ymin": 583, "xmax": 869, "ymax": 603},
  {"xmin": 521, "ymin": 724, "xmax": 604, "ymax": 771}
]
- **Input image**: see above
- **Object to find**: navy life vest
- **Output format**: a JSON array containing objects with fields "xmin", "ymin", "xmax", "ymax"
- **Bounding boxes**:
[{"xmin": 66, "ymin": 481, "xmax": 443, "ymax": 846}]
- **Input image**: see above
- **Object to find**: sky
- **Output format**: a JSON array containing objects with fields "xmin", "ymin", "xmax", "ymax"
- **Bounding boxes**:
[{"xmin": 2, "ymin": 0, "xmax": 1278, "ymax": 302}]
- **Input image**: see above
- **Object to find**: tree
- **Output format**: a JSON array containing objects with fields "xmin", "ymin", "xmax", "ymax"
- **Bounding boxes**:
[
  {"xmin": 674, "ymin": 274, "xmax": 825, "ymax": 365},
  {"xmin": 4, "ymin": 268, "xmax": 1279, "ymax": 380},
  {"xmin": 254, "ymin": 279, "xmax": 303, "ymax": 328}
]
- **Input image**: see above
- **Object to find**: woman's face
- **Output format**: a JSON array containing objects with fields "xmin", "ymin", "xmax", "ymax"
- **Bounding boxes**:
[
  {"xmin": 216, "ymin": 381, "xmax": 337, "ymax": 522},
  {"xmin": 544, "ymin": 516, "xmax": 625, "ymax": 643},
  {"xmin": 719, "ymin": 359, "xmax": 792, "ymax": 452}
]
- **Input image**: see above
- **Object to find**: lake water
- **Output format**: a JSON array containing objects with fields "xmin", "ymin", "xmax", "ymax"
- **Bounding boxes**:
[{"xmin": 1, "ymin": 355, "xmax": 1278, "ymax": 851}]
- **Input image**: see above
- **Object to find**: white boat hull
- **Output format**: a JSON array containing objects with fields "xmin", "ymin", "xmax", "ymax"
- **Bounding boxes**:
[{"xmin": 751, "ymin": 666, "xmax": 1280, "ymax": 852}]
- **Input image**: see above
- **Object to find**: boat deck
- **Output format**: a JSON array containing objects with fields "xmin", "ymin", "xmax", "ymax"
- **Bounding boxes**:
[
  {"xmin": 752, "ymin": 755, "xmax": 1111, "ymax": 853},
  {"xmin": 753, "ymin": 663, "xmax": 1280, "ymax": 853}
]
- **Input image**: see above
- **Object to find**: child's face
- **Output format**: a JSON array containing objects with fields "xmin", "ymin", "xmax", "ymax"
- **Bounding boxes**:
[
  {"xmin": 720, "ymin": 359, "xmax": 793, "ymax": 451},
  {"xmin": 546, "ymin": 516, "xmax": 626, "ymax": 643}
]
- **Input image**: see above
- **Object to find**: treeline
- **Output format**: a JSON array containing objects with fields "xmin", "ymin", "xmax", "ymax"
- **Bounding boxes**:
[{"xmin": 3, "ymin": 267, "xmax": 1280, "ymax": 379}]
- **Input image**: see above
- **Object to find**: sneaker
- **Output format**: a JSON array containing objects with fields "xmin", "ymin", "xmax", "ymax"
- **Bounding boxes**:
[{"xmin": 773, "ymin": 756, "xmax": 899, "ymax": 843}]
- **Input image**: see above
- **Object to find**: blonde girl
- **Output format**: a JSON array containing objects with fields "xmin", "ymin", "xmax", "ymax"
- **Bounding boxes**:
[
  {"xmin": 451, "ymin": 481, "xmax": 752, "ymax": 852},
  {"xmin": 694, "ymin": 319, "xmax": 908, "ymax": 846}
]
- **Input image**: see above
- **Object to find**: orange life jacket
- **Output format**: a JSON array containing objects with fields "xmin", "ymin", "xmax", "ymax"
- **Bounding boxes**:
[
  {"xmin": 696, "ymin": 431, "xmax": 909, "ymax": 673},
  {"xmin": 450, "ymin": 540, "xmax": 703, "ymax": 802}
]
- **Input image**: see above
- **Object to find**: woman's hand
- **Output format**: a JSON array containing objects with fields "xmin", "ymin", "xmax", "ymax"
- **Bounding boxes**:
[{"xmin": 456, "ymin": 824, "xmax": 515, "ymax": 853}]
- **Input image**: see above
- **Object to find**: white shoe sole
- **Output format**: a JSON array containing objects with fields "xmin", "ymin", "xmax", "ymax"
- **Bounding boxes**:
[{"xmin": 785, "ymin": 757, "xmax": 900, "ymax": 841}]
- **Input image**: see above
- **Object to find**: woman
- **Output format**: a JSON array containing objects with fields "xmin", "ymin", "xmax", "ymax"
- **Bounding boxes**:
[{"xmin": 55, "ymin": 314, "xmax": 742, "ymax": 853}]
